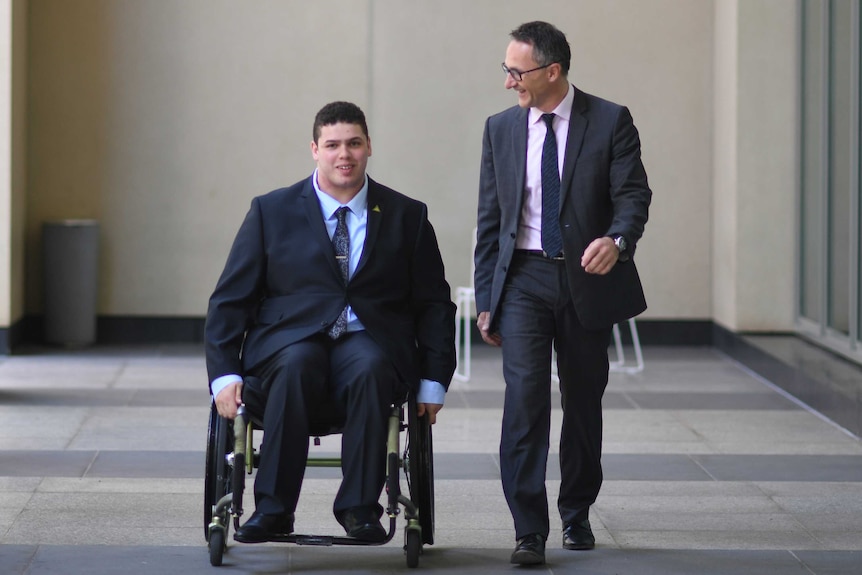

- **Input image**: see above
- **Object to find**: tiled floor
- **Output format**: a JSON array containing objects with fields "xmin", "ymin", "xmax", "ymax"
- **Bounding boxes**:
[{"xmin": 0, "ymin": 344, "xmax": 860, "ymax": 574}]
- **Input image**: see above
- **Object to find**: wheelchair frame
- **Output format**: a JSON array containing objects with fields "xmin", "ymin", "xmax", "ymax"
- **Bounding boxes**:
[{"xmin": 204, "ymin": 394, "xmax": 435, "ymax": 568}]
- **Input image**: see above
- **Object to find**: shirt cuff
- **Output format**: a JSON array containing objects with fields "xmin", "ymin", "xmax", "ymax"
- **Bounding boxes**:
[
  {"xmin": 416, "ymin": 379, "xmax": 446, "ymax": 405},
  {"xmin": 210, "ymin": 373, "xmax": 243, "ymax": 402}
]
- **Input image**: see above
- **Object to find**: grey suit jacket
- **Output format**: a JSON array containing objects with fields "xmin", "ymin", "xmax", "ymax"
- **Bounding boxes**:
[{"xmin": 474, "ymin": 85, "xmax": 651, "ymax": 330}]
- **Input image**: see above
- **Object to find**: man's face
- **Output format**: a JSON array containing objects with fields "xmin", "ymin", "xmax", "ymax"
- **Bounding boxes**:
[
  {"xmin": 504, "ymin": 40, "xmax": 553, "ymax": 110},
  {"xmin": 311, "ymin": 122, "xmax": 372, "ymax": 196}
]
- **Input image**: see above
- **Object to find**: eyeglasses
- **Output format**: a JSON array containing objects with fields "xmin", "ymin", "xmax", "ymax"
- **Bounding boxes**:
[{"xmin": 501, "ymin": 62, "xmax": 553, "ymax": 82}]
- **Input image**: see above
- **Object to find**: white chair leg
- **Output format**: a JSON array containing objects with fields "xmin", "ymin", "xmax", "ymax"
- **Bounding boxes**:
[
  {"xmin": 609, "ymin": 318, "xmax": 645, "ymax": 374},
  {"xmin": 463, "ymin": 298, "xmax": 472, "ymax": 380},
  {"xmin": 454, "ymin": 300, "xmax": 463, "ymax": 380},
  {"xmin": 551, "ymin": 347, "xmax": 559, "ymax": 384},
  {"xmin": 609, "ymin": 323, "xmax": 625, "ymax": 369},
  {"xmin": 628, "ymin": 317, "xmax": 644, "ymax": 373},
  {"xmin": 453, "ymin": 287, "xmax": 473, "ymax": 382},
  {"xmin": 550, "ymin": 319, "xmax": 646, "ymax": 382}
]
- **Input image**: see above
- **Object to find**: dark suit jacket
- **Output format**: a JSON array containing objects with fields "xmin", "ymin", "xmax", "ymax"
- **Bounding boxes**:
[
  {"xmin": 475, "ymin": 85, "xmax": 652, "ymax": 330},
  {"xmin": 205, "ymin": 176, "xmax": 456, "ymax": 392}
]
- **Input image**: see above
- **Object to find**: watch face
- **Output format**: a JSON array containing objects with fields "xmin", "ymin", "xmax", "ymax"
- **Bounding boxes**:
[{"xmin": 615, "ymin": 236, "xmax": 627, "ymax": 251}]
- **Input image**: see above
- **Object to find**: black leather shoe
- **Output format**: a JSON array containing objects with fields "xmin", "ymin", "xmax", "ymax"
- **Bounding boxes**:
[
  {"xmin": 338, "ymin": 507, "xmax": 387, "ymax": 543},
  {"xmin": 563, "ymin": 519, "xmax": 595, "ymax": 550},
  {"xmin": 234, "ymin": 511, "xmax": 294, "ymax": 543},
  {"xmin": 510, "ymin": 533, "xmax": 546, "ymax": 565}
]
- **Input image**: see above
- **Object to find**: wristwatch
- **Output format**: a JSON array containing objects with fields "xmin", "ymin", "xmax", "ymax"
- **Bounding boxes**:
[{"xmin": 612, "ymin": 235, "xmax": 630, "ymax": 262}]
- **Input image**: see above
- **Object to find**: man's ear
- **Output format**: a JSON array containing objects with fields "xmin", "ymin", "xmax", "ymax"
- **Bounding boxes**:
[{"xmin": 310, "ymin": 140, "xmax": 319, "ymax": 161}]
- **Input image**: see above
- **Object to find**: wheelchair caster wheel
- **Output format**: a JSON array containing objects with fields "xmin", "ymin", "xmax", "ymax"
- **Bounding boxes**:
[
  {"xmin": 405, "ymin": 527, "xmax": 421, "ymax": 568},
  {"xmin": 209, "ymin": 526, "xmax": 226, "ymax": 566}
]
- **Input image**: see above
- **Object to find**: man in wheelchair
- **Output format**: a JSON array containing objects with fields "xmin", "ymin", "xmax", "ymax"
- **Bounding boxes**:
[{"xmin": 205, "ymin": 101, "xmax": 456, "ymax": 544}]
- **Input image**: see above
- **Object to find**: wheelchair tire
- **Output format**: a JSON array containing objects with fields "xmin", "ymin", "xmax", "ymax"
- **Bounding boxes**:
[
  {"xmin": 407, "ymin": 397, "xmax": 435, "ymax": 545},
  {"xmin": 209, "ymin": 526, "xmax": 226, "ymax": 567},
  {"xmin": 204, "ymin": 404, "xmax": 235, "ymax": 541},
  {"xmin": 405, "ymin": 527, "xmax": 421, "ymax": 568}
]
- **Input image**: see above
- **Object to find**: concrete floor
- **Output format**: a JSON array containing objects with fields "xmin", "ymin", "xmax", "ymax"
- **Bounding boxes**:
[{"xmin": 0, "ymin": 343, "xmax": 860, "ymax": 574}]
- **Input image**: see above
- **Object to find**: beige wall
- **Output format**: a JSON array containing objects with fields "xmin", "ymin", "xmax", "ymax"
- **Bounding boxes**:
[
  {"xmin": 370, "ymin": 0, "xmax": 715, "ymax": 320},
  {"xmin": 27, "ymin": 0, "xmax": 374, "ymax": 315},
  {"xmin": 13, "ymin": 0, "xmax": 796, "ymax": 330},
  {"xmin": 0, "ymin": 0, "xmax": 10, "ymax": 327},
  {"xmin": 0, "ymin": 0, "xmax": 27, "ymax": 329},
  {"xmin": 712, "ymin": 0, "xmax": 798, "ymax": 331},
  {"xmin": 713, "ymin": 0, "xmax": 739, "ymax": 330}
]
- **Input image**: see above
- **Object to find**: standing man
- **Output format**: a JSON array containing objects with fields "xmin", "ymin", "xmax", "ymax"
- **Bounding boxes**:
[
  {"xmin": 206, "ymin": 101, "xmax": 455, "ymax": 543},
  {"xmin": 474, "ymin": 22, "xmax": 651, "ymax": 565}
]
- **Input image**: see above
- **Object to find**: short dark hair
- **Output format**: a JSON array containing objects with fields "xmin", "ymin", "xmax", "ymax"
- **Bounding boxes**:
[
  {"xmin": 313, "ymin": 101, "xmax": 369, "ymax": 142},
  {"xmin": 510, "ymin": 21, "xmax": 571, "ymax": 76}
]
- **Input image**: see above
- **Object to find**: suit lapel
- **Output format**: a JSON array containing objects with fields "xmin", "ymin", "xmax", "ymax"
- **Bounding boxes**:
[
  {"xmin": 561, "ymin": 85, "xmax": 588, "ymax": 205},
  {"xmin": 356, "ymin": 178, "xmax": 383, "ymax": 276},
  {"xmin": 300, "ymin": 177, "xmax": 342, "ymax": 278},
  {"xmin": 511, "ymin": 107, "xmax": 529, "ymax": 211}
]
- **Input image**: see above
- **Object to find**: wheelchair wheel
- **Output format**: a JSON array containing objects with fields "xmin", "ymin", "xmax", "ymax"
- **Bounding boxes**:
[
  {"xmin": 204, "ymin": 404, "xmax": 235, "ymax": 541},
  {"xmin": 404, "ymin": 526, "xmax": 421, "ymax": 568},
  {"xmin": 407, "ymin": 397, "xmax": 435, "ymax": 545},
  {"xmin": 209, "ymin": 525, "xmax": 226, "ymax": 566}
]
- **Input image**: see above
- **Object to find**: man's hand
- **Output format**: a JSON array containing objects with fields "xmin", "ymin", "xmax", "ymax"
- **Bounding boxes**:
[
  {"xmin": 417, "ymin": 402, "xmax": 443, "ymax": 424},
  {"xmin": 215, "ymin": 381, "xmax": 243, "ymax": 420},
  {"xmin": 477, "ymin": 311, "xmax": 502, "ymax": 346},
  {"xmin": 581, "ymin": 236, "xmax": 619, "ymax": 275}
]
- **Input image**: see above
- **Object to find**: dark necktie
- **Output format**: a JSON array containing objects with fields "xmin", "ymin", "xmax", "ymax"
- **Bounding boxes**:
[
  {"xmin": 327, "ymin": 206, "xmax": 350, "ymax": 339},
  {"xmin": 541, "ymin": 113, "xmax": 563, "ymax": 258}
]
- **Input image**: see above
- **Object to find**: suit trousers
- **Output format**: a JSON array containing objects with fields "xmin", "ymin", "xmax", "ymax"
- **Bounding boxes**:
[
  {"xmin": 499, "ymin": 253, "xmax": 612, "ymax": 539},
  {"xmin": 249, "ymin": 331, "xmax": 403, "ymax": 519}
]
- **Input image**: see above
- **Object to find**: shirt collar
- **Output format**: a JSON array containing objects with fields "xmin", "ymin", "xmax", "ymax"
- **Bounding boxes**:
[
  {"xmin": 529, "ymin": 83, "xmax": 573, "ymax": 126},
  {"xmin": 312, "ymin": 169, "xmax": 369, "ymax": 219}
]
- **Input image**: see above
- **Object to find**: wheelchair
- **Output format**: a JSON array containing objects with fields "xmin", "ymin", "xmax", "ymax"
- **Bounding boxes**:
[{"xmin": 203, "ymin": 378, "xmax": 435, "ymax": 568}]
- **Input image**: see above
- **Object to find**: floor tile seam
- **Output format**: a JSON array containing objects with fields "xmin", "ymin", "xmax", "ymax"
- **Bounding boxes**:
[
  {"xmin": 754, "ymin": 484, "xmax": 830, "ymax": 548},
  {"xmin": 681, "ymin": 452, "xmax": 721, "ymax": 481},
  {"xmin": 60, "ymin": 411, "xmax": 93, "ymax": 453},
  {"xmin": 0, "ymin": 489, "xmax": 38, "ymax": 542},
  {"xmin": 109, "ymin": 361, "xmax": 131, "ymax": 392},
  {"xmin": 656, "ymin": 409, "xmax": 851, "ymax": 458},
  {"xmin": 787, "ymin": 549, "xmax": 820, "ymax": 575},
  {"xmin": 589, "ymin": 507, "xmax": 624, "ymax": 549},
  {"xmin": 3, "ymin": 542, "xmax": 38, "ymax": 572},
  {"xmin": 79, "ymin": 450, "xmax": 101, "ymax": 478},
  {"xmin": 597, "ymin": 509, "xmax": 819, "ymax": 520},
  {"xmin": 715, "ymin": 349, "xmax": 861, "ymax": 441},
  {"xmin": 597, "ymin": 528, "xmax": 840, "ymax": 551},
  {"xmin": 663, "ymin": 410, "xmax": 717, "ymax": 461},
  {"xmin": 616, "ymin": 390, "xmax": 641, "ymax": 410}
]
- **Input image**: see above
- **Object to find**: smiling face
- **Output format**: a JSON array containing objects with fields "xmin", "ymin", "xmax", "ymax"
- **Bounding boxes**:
[
  {"xmin": 311, "ymin": 122, "xmax": 372, "ymax": 201},
  {"xmin": 504, "ymin": 40, "xmax": 564, "ymax": 112}
]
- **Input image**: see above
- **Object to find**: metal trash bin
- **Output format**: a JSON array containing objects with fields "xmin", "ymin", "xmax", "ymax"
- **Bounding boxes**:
[{"xmin": 42, "ymin": 220, "xmax": 100, "ymax": 346}]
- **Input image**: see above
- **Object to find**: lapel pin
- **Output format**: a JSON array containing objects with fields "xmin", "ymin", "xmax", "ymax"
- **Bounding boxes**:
[{"xmin": 372, "ymin": 205, "xmax": 381, "ymax": 213}]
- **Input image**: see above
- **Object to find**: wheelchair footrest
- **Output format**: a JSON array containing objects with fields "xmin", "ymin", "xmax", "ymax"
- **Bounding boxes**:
[{"xmin": 267, "ymin": 533, "xmax": 391, "ymax": 546}]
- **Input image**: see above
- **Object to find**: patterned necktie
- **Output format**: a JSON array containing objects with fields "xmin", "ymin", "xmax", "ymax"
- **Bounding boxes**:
[
  {"xmin": 327, "ymin": 206, "xmax": 350, "ymax": 339},
  {"xmin": 541, "ymin": 113, "xmax": 563, "ymax": 258}
]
